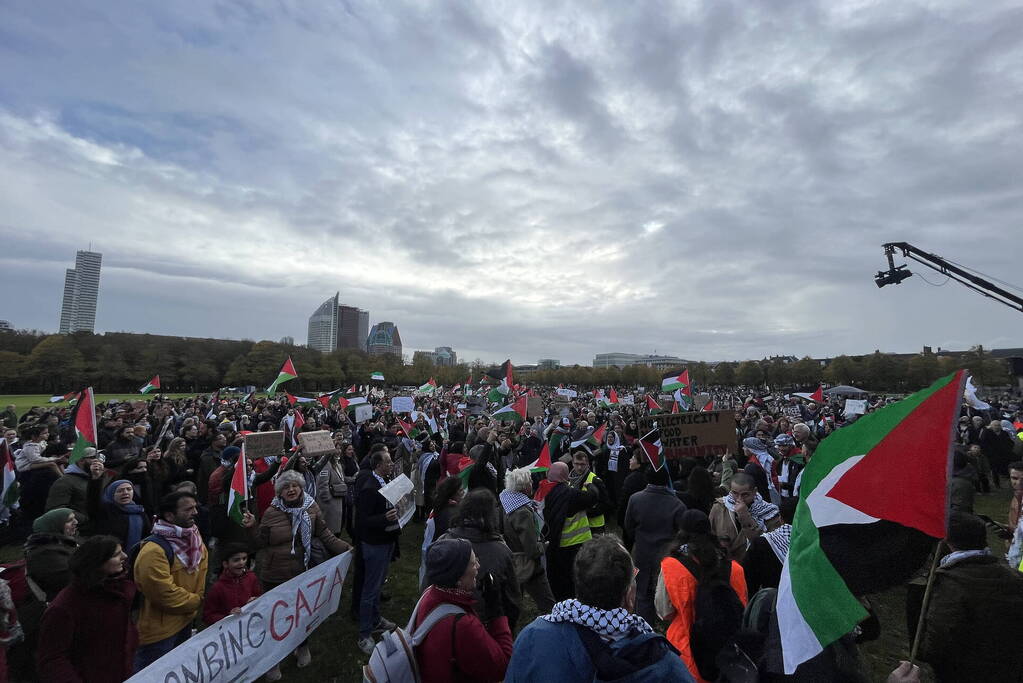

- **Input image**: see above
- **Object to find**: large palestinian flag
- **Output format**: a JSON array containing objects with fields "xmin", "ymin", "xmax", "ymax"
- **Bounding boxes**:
[
  {"xmin": 493, "ymin": 396, "xmax": 527, "ymax": 422},
  {"xmin": 69, "ymin": 387, "xmax": 97, "ymax": 464},
  {"xmin": 267, "ymin": 357, "xmax": 298, "ymax": 394},
  {"xmin": 419, "ymin": 378, "xmax": 438, "ymax": 394},
  {"xmin": 661, "ymin": 368, "xmax": 689, "ymax": 394},
  {"xmin": 778, "ymin": 370, "xmax": 965, "ymax": 673},
  {"xmin": 486, "ymin": 360, "xmax": 513, "ymax": 402}
]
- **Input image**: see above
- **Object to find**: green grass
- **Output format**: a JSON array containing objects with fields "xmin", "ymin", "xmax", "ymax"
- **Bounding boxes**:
[{"xmin": 1, "ymin": 394, "xmax": 200, "ymax": 417}]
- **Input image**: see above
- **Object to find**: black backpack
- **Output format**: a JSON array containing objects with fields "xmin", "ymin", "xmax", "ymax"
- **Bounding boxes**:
[
  {"xmin": 127, "ymin": 535, "xmax": 175, "ymax": 622},
  {"xmin": 678, "ymin": 555, "xmax": 745, "ymax": 681}
]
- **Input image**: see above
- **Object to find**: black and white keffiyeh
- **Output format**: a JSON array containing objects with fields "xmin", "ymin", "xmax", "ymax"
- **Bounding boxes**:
[
  {"xmin": 721, "ymin": 493, "xmax": 779, "ymax": 531},
  {"xmin": 763, "ymin": 524, "xmax": 791, "ymax": 563},
  {"xmin": 271, "ymin": 492, "xmax": 315, "ymax": 568},
  {"xmin": 542, "ymin": 599, "xmax": 654, "ymax": 642}
]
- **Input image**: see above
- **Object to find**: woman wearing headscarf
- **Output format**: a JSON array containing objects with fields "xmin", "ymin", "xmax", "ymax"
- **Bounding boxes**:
[
  {"xmin": 25, "ymin": 508, "xmax": 80, "ymax": 601},
  {"xmin": 88, "ymin": 479, "xmax": 152, "ymax": 553},
  {"xmin": 656, "ymin": 510, "xmax": 748, "ymax": 683},
  {"xmin": 37, "ymin": 535, "xmax": 138, "ymax": 683},
  {"xmin": 258, "ymin": 470, "xmax": 351, "ymax": 680}
]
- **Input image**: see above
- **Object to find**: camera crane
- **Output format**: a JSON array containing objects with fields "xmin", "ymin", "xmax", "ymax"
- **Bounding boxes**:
[{"xmin": 874, "ymin": 242, "xmax": 1023, "ymax": 314}]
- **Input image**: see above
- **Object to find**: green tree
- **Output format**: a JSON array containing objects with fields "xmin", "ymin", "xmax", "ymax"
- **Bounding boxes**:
[
  {"xmin": 735, "ymin": 361, "xmax": 763, "ymax": 387},
  {"xmin": 712, "ymin": 362, "xmax": 735, "ymax": 386},
  {"xmin": 89, "ymin": 345, "xmax": 131, "ymax": 393},
  {"xmin": 823, "ymin": 355, "xmax": 859, "ymax": 386},
  {"xmin": 790, "ymin": 357, "xmax": 823, "ymax": 387},
  {"xmin": 906, "ymin": 352, "xmax": 941, "ymax": 389},
  {"xmin": 28, "ymin": 335, "xmax": 85, "ymax": 392},
  {"xmin": 0, "ymin": 351, "xmax": 27, "ymax": 393}
]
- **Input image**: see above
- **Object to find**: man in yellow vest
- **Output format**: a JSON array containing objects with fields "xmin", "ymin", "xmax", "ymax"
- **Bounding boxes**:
[
  {"xmin": 569, "ymin": 450, "xmax": 610, "ymax": 534},
  {"xmin": 538, "ymin": 461, "xmax": 597, "ymax": 601}
]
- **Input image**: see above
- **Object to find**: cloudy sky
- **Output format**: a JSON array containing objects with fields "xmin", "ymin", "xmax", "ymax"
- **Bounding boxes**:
[{"xmin": 2, "ymin": 1, "xmax": 1022, "ymax": 365}]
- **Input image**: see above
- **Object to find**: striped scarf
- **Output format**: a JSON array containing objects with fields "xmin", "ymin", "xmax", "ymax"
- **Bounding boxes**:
[
  {"xmin": 763, "ymin": 524, "xmax": 791, "ymax": 563},
  {"xmin": 542, "ymin": 599, "xmax": 654, "ymax": 642},
  {"xmin": 271, "ymin": 493, "xmax": 315, "ymax": 568}
]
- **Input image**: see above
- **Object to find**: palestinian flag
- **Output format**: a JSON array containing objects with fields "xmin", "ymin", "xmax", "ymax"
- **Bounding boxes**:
[
  {"xmin": 527, "ymin": 442, "xmax": 553, "ymax": 473},
  {"xmin": 591, "ymin": 423, "xmax": 607, "ymax": 445},
  {"xmin": 345, "ymin": 384, "xmax": 358, "ymax": 394},
  {"xmin": 702, "ymin": 398, "xmax": 714, "ymax": 412},
  {"xmin": 419, "ymin": 378, "xmax": 438, "ymax": 394},
  {"xmin": 608, "ymin": 388, "xmax": 619, "ymax": 405},
  {"xmin": 49, "ymin": 391, "xmax": 77, "ymax": 403},
  {"xmin": 645, "ymin": 394, "xmax": 662, "ymax": 414},
  {"xmin": 493, "ymin": 396, "xmax": 527, "ymax": 422},
  {"xmin": 241, "ymin": 392, "xmax": 253, "ymax": 403},
  {"xmin": 671, "ymin": 400, "xmax": 680, "ymax": 414},
  {"xmin": 661, "ymin": 368, "xmax": 689, "ymax": 394},
  {"xmin": 69, "ymin": 387, "xmax": 97, "ymax": 465},
  {"xmin": 810, "ymin": 385, "xmax": 824, "ymax": 403},
  {"xmin": 139, "ymin": 375, "xmax": 161, "ymax": 395},
  {"xmin": 285, "ymin": 391, "xmax": 316, "ymax": 405},
  {"xmin": 638, "ymin": 430, "xmax": 664, "ymax": 470},
  {"xmin": 0, "ymin": 438, "xmax": 18, "ymax": 511},
  {"xmin": 397, "ymin": 418, "xmax": 413, "ymax": 439},
  {"xmin": 778, "ymin": 371, "xmax": 965, "ymax": 673},
  {"xmin": 267, "ymin": 357, "xmax": 298, "ymax": 394},
  {"xmin": 486, "ymin": 360, "xmax": 513, "ymax": 396},
  {"xmin": 227, "ymin": 444, "xmax": 249, "ymax": 526},
  {"xmin": 370, "ymin": 371, "xmax": 385, "ymax": 382}
]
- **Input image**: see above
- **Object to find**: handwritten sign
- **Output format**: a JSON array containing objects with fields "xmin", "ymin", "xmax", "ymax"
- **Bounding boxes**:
[
  {"xmin": 297, "ymin": 430, "xmax": 334, "ymax": 455},
  {"xmin": 353, "ymin": 404, "xmax": 374, "ymax": 423},
  {"xmin": 527, "ymin": 397, "xmax": 543, "ymax": 418},
  {"xmin": 390, "ymin": 396, "xmax": 414, "ymax": 413},
  {"xmin": 556, "ymin": 388, "xmax": 577, "ymax": 399},
  {"xmin": 244, "ymin": 431, "xmax": 285, "ymax": 460},
  {"xmin": 637, "ymin": 411, "xmax": 736, "ymax": 459}
]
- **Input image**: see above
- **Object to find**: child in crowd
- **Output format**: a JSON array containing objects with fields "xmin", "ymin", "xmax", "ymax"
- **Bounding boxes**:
[{"xmin": 202, "ymin": 544, "xmax": 262, "ymax": 625}]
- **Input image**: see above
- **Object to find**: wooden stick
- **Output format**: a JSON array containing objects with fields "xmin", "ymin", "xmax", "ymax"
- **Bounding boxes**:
[{"xmin": 909, "ymin": 540, "xmax": 944, "ymax": 662}]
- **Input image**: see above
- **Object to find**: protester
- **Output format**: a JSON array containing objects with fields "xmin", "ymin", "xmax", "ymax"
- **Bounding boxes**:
[
  {"xmin": 133, "ymin": 491, "xmax": 209, "ymax": 673},
  {"xmin": 203, "ymin": 544, "xmax": 262, "ymax": 625},
  {"xmin": 568, "ymin": 449, "xmax": 610, "ymax": 534},
  {"xmin": 25, "ymin": 507, "xmax": 79, "ymax": 601},
  {"xmin": 537, "ymin": 461, "xmax": 596, "ymax": 601},
  {"xmin": 37, "ymin": 535, "xmax": 137, "ymax": 683},
  {"xmin": 657, "ymin": 509, "xmax": 748, "ymax": 682},
  {"xmin": 1009, "ymin": 460, "xmax": 1023, "ymax": 529},
  {"xmin": 88, "ymin": 478, "xmax": 153, "ymax": 552},
  {"xmin": 676, "ymin": 466, "xmax": 715, "ymax": 516},
  {"xmin": 742, "ymin": 496, "xmax": 797, "ymax": 594},
  {"xmin": 919, "ymin": 511, "xmax": 1023, "ymax": 682},
  {"xmin": 258, "ymin": 470, "xmax": 350, "ymax": 679},
  {"xmin": 412, "ymin": 537, "xmax": 513, "ymax": 682},
  {"xmin": 948, "ymin": 450, "xmax": 977, "ymax": 513},
  {"xmin": 500, "ymin": 467, "xmax": 555, "ymax": 613},
  {"xmin": 980, "ymin": 418, "xmax": 1014, "ymax": 488},
  {"xmin": 506, "ymin": 535, "xmax": 692, "ymax": 682},
  {"xmin": 44, "ymin": 450, "xmax": 106, "ymax": 532},
  {"xmin": 354, "ymin": 448, "xmax": 400, "ymax": 655},
  {"xmin": 616, "ymin": 449, "xmax": 648, "ymax": 535},
  {"xmin": 315, "ymin": 446, "xmax": 348, "ymax": 535},
  {"xmin": 709, "ymin": 472, "xmax": 781, "ymax": 562},
  {"xmin": 624, "ymin": 466, "xmax": 687, "ymax": 624}
]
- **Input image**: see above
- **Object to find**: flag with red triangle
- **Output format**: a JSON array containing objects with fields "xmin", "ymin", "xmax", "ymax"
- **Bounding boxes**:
[
  {"xmin": 638, "ymin": 430, "xmax": 664, "ymax": 470},
  {"xmin": 702, "ymin": 398, "xmax": 714, "ymax": 412},
  {"xmin": 69, "ymin": 387, "xmax": 97, "ymax": 464},
  {"xmin": 671, "ymin": 400, "xmax": 680, "ymax": 414},
  {"xmin": 646, "ymin": 394, "xmax": 662, "ymax": 414},
  {"xmin": 397, "ymin": 418, "xmax": 413, "ymax": 439},
  {"xmin": 267, "ymin": 357, "xmax": 298, "ymax": 394},
  {"xmin": 493, "ymin": 396, "xmax": 527, "ymax": 422},
  {"xmin": 139, "ymin": 375, "xmax": 161, "ymax": 395},
  {"xmin": 778, "ymin": 371, "xmax": 965, "ymax": 673},
  {"xmin": 528, "ymin": 442, "xmax": 552, "ymax": 473},
  {"xmin": 591, "ymin": 423, "xmax": 606, "ymax": 444},
  {"xmin": 228, "ymin": 443, "xmax": 249, "ymax": 526},
  {"xmin": 345, "ymin": 384, "xmax": 357, "ymax": 394},
  {"xmin": 810, "ymin": 385, "xmax": 824, "ymax": 403},
  {"xmin": 48, "ymin": 391, "xmax": 78, "ymax": 403},
  {"xmin": 609, "ymin": 388, "xmax": 619, "ymax": 404}
]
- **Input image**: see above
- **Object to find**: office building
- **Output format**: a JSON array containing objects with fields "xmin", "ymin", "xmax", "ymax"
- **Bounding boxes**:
[
  {"xmin": 413, "ymin": 346, "xmax": 458, "ymax": 366},
  {"xmin": 593, "ymin": 352, "xmax": 689, "ymax": 370},
  {"xmin": 58, "ymin": 250, "xmax": 102, "ymax": 334},
  {"xmin": 339, "ymin": 305, "xmax": 369, "ymax": 351},
  {"xmin": 306, "ymin": 293, "xmax": 370, "ymax": 353},
  {"xmin": 367, "ymin": 322, "xmax": 402, "ymax": 357},
  {"xmin": 538, "ymin": 358, "xmax": 560, "ymax": 370}
]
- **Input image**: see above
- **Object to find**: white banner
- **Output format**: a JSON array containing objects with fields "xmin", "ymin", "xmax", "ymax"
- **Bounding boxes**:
[
  {"xmin": 555, "ymin": 388, "xmax": 577, "ymax": 399},
  {"xmin": 129, "ymin": 552, "xmax": 352, "ymax": 683},
  {"xmin": 391, "ymin": 396, "xmax": 415, "ymax": 413},
  {"xmin": 620, "ymin": 394, "xmax": 635, "ymax": 405},
  {"xmin": 844, "ymin": 399, "xmax": 868, "ymax": 417},
  {"xmin": 353, "ymin": 403, "xmax": 374, "ymax": 423}
]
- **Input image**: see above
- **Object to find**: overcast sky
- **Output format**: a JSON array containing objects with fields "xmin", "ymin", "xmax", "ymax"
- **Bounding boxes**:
[{"xmin": 2, "ymin": 1, "xmax": 1022, "ymax": 366}]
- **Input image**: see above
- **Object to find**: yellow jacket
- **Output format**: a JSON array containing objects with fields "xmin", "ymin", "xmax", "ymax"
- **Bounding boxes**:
[{"xmin": 134, "ymin": 541, "xmax": 208, "ymax": 645}]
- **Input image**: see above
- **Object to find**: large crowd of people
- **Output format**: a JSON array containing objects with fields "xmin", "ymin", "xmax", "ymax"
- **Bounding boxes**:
[{"xmin": 0, "ymin": 379, "xmax": 1021, "ymax": 682}]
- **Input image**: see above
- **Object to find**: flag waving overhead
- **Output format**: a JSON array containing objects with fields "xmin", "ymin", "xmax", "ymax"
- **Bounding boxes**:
[
  {"xmin": 48, "ymin": 391, "xmax": 77, "ymax": 403},
  {"xmin": 645, "ymin": 394, "xmax": 662, "ymax": 414},
  {"xmin": 139, "ymin": 375, "xmax": 161, "ymax": 395},
  {"xmin": 638, "ymin": 430, "xmax": 664, "ymax": 470},
  {"xmin": 492, "ymin": 396, "xmax": 527, "ymax": 422},
  {"xmin": 528, "ymin": 442, "xmax": 552, "ymax": 473},
  {"xmin": 370, "ymin": 371, "xmax": 385, "ymax": 382},
  {"xmin": 661, "ymin": 369, "xmax": 689, "ymax": 394},
  {"xmin": 778, "ymin": 371, "xmax": 966, "ymax": 674},
  {"xmin": 419, "ymin": 378, "xmax": 438, "ymax": 394},
  {"xmin": 228, "ymin": 444, "xmax": 249, "ymax": 526},
  {"xmin": 267, "ymin": 357, "xmax": 298, "ymax": 394},
  {"xmin": 69, "ymin": 387, "xmax": 97, "ymax": 465},
  {"xmin": 810, "ymin": 385, "xmax": 824, "ymax": 403}
]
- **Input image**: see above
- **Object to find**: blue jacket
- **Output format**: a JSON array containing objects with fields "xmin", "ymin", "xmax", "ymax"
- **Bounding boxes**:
[{"xmin": 506, "ymin": 617, "xmax": 694, "ymax": 683}]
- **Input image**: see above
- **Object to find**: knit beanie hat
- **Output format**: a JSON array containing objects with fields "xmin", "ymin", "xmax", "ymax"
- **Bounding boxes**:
[
  {"xmin": 222, "ymin": 446, "xmax": 242, "ymax": 463},
  {"xmin": 33, "ymin": 507, "xmax": 75, "ymax": 535},
  {"xmin": 425, "ymin": 538, "xmax": 473, "ymax": 588}
]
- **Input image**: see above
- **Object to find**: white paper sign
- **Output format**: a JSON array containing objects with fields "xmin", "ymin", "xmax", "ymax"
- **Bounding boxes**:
[
  {"xmin": 129, "ymin": 552, "xmax": 352, "ymax": 682},
  {"xmin": 354, "ymin": 403, "xmax": 374, "ymax": 423},
  {"xmin": 390, "ymin": 396, "xmax": 414, "ymax": 413},
  {"xmin": 620, "ymin": 394, "xmax": 635, "ymax": 405},
  {"xmin": 378, "ymin": 473, "xmax": 416, "ymax": 528},
  {"xmin": 844, "ymin": 399, "xmax": 868, "ymax": 417},
  {"xmin": 556, "ymin": 388, "xmax": 577, "ymax": 399}
]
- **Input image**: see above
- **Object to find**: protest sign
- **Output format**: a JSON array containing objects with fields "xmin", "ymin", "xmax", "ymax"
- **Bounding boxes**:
[
  {"xmin": 844, "ymin": 399, "xmax": 868, "ymax": 417},
  {"xmin": 353, "ymin": 403, "xmax": 373, "ymax": 423},
  {"xmin": 466, "ymin": 396, "xmax": 486, "ymax": 416},
  {"xmin": 297, "ymin": 430, "xmax": 334, "ymax": 455},
  {"xmin": 244, "ymin": 431, "xmax": 285, "ymax": 460},
  {"xmin": 620, "ymin": 394, "xmax": 635, "ymax": 405},
  {"xmin": 527, "ymin": 397, "xmax": 543, "ymax": 418},
  {"xmin": 784, "ymin": 404, "xmax": 804, "ymax": 420},
  {"xmin": 637, "ymin": 410, "xmax": 736, "ymax": 459},
  {"xmin": 556, "ymin": 388, "xmax": 577, "ymax": 399},
  {"xmin": 128, "ymin": 552, "xmax": 352, "ymax": 683},
  {"xmin": 390, "ymin": 396, "xmax": 414, "ymax": 413},
  {"xmin": 379, "ymin": 474, "xmax": 415, "ymax": 528}
]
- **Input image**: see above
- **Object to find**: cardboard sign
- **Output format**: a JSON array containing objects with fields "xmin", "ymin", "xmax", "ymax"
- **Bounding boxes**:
[
  {"xmin": 298, "ymin": 430, "xmax": 334, "ymax": 455},
  {"xmin": 844, "ymin": 399, "xmax": 867, "ymax": 417},
  {"xmin": 353, "ymin": 403, "xmax": 374, "ymax": 423},
  {"xmin": 527, "ymin": 397, "xmax": 543, "ymax": 418},
  {"xmin": 556, "ymin": 388, "xmax": 577, "ymax": 399},
  {"xmin": 243, "ymin": 431, "xmax": 285, "ymax": 460},
  {"xmin": 390, "ymin": 396, "xmax": 414, "ymax": 413},
  {"xmin": 637, "ymin": 410, "xmax": 736, "ymax": 459},
  {"xmin": 620, "ymin": 394, "xmax": 635, "ymax": 405}
]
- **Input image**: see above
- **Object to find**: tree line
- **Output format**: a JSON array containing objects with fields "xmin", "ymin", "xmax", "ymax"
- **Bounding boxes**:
[{"xmin": 0, "ymin": 330, "xmax": 1010, "ymax": 395}]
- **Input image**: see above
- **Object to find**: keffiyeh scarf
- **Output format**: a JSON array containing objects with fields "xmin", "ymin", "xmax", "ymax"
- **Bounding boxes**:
[
  {"xmin": 542, "ymin": 599, "xmax": 654, "ymax": 642},
  {"xmin": 940, "ymin": 548, "xmax": 991, "ymax": 569},
  {"xmin": 499, "ymin": 490, "xmax": 533, "ymax": 516},
  {"xmin": 151, "ymin": 520, "xmax": 205, "ymax": 573},
  {"xmin": 271, "ymin": 493, "xmax": 316, "ymax": 569},
  {"xmin": 763, "ymin": 524, "xmax": 791, "ymax": 563},
  {"xmin": 721, "ymin": 493, "xmax": 779, "ymax": 531}
]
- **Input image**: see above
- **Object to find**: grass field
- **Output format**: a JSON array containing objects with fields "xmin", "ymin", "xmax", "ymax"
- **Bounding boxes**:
[{"xmin": 1, "ymin": 394, "xmax": 200, "ymax": 417}]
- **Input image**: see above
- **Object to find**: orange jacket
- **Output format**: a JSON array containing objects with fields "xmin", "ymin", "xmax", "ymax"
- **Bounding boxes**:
[{"xmin": 658, "ymin": 556, "xmax": 748, "ymax": 683}]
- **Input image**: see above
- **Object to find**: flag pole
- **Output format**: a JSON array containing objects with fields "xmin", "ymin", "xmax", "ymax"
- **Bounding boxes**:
[{"xmin": 909, "ymin": 539, "xmax": 945, "ymax": 662}]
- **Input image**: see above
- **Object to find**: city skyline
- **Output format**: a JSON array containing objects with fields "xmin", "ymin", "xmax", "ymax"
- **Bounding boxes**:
[{"xmin": 2, "ymin": 3, "xmax": 1022, "ymax": 365}]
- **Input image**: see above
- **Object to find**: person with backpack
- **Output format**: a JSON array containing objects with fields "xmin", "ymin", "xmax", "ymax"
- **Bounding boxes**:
[
  {"xmin": 37, "ymin": 535, "xmax": 138, "ymax": 683},
  {"xmin": 656, "ymin": 509, "xmax": 748, "ymax": 683},
  {"xmin": 506, "ymin": 535, "xmax": 693, "ymax": 683}
]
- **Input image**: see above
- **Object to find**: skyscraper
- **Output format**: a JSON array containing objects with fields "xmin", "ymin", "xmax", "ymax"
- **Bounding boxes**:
[
  {"xmin": 367, "ymin": 322, "xmax": 402, "ymax": 357},
  {"xmin": 307, "ymin": 293, "xmax": 339, "ymax": 352},
  {"xmin": 58, "ymin": 250, "xmax": 102, "ymax": 334},
  {"xmin": 339, "ymin": 304, "xmax": 370, "ymax": 351}
]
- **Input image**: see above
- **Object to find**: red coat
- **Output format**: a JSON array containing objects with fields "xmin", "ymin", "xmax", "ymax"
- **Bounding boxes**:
[
  {"xmin": 37, "ymin": 577, "xmax": 138, "ymax": 683},
  {"xmin": 203, "ymin": 569, "xmax": 263, "ymax": 624},
  {"xmin": 413, "ymin": 585, "xmax": 512, "ymax": 683}
]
